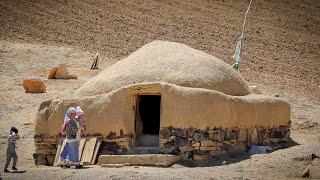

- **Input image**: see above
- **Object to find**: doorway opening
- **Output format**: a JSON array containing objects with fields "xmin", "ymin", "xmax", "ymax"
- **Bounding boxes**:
[{"xmin": 135, "ymin": 95, "xmax": 161, "ymax": 147}]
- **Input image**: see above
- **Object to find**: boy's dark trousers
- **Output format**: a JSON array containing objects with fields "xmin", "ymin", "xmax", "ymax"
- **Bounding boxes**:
[{"xmin": 4, "ymin": 152, "xmax": 18, "ymax": 169}]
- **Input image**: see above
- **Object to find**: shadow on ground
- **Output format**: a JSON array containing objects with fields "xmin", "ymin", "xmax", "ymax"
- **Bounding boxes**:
[
  {"xmin": 7, "ymin": 170, "xmax": 26, "ymax": 173},
  {"xmin": 178, "ymin": 139, "xmax": 299, "ymax": 167}
]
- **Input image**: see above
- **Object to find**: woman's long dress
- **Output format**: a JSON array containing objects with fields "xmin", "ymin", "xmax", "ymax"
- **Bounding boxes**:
[{"xmin": 60, "ymin": 120, "xmax": 80, "ymax": 165}]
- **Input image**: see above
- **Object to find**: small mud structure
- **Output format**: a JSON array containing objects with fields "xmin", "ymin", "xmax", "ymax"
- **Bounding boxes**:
[{"xmin": 33, "ymin": 41, "xmax": 291, "ymax": 165}]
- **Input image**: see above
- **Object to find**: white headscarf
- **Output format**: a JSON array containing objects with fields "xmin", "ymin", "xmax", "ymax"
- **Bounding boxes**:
[
  {"xmin": 76, "ymin": 106, "xmax": 84, "ymax": 117},
  {"xmin": 64, "ymin": 107, "xmax": 76, "ymax": 123}
]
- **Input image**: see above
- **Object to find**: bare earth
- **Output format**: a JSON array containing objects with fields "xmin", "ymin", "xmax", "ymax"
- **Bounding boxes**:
[{"xmin": 0, "ymin": 0, "xmax": 320, "ymax": 179}]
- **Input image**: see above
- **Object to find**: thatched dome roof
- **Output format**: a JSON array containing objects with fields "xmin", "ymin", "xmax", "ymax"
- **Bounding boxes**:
[{"xmin": 76, "ymin": 41, "xmax": 250, "ymax": 96}]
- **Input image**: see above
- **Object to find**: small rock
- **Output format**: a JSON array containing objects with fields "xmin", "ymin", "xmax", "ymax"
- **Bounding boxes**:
[
  {"xmin": 251, "ymin": 128, "xmax": 259, "ymax": 144},
  {"xmin": 248, "ymin": 145, "xmax": 267, "ymax": 155},
  {"xmin": 48, "ymin": 67, "xmax": 58, "ymax": 79},
  {"xmin": 238, "ymin": 129, "xmax": 248, "ymax": 142},
  {"xmin": 213, "ymin": 132, "xmax": 224, "ymax": 142},
  {"xmin": 174, "ymin": 136, "xmax": 188, "ymax": 146},
  {"xmin": 200, "ymin": 140, "xmax": 214, "ymax": 147},
  {"xmin": 194, "ymin": 133, "xmax": 204, "ymax": 141},
  {"xmin": 199, "ymin": 146, "xmax": 216, "ymax": 151},
  {"xmin": 160, "ymin": 129, "xmax": 171, "ymax": 139},
  {"xmin": 169, "ymin": 136, "xmax": 176, "ymax": 141},
  {"xmin": 191, "ymin": 142, "xmax": 200, "ymax": 149},
  {"xmin": 269, "ymin": 138, "xmax": 280, "ymax": 144},
  {"xmin": 54, "ymin": 64, "xmax": 77, "ymax": 79},
  {"xmin": 209, "ymin": 150, "xmax": 227, "ymax": 157},
  {"xmin": 249, "ymin": 85, "xmax": 262, "ymax": 94},
  {"xmin": 181, "ymin": 152, "xmax": 192, "ymax": 160},
  {"xmin": 23, "ymin": 78, "xmax": 46, "ymax": 93},
  {"xmin": 193, "ymin": 154, "xmax": 208, "ymax": 162},
  {"xmin": 179, "ymin": 146, "xmax": 194, "ymax": 153}
]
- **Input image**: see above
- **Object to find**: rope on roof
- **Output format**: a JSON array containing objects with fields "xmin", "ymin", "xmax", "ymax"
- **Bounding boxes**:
[{"xmin": 232, "ymin": 0, "xmax": 254, "ymax": 70}]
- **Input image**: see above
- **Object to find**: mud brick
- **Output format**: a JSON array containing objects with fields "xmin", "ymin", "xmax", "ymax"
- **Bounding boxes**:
[
  {"xmin": 203, "ymin": 132, "xmax": 209, "ymax": 139},
  {"xmin": 169, "ymin": 136, "xmax": 176, "ymax": 141},
  {"xmin": 192, "ymin": 142, "xmax": 200, "ymax": 150},
  {"xmin": 174, "ymin": 136, "xmax": 189, "ymax": 146},
  {"xmin": 179, "ymin": 146, "xmax": 194, "ymax": 153},
  {"xmin": 171, "ymin": 129, "xmax": 180, "ymax": 136},
  {"xmin": 277, "ymin": 125, "xmax": 289, "ymax": 131},
  {"xmin": 199, "ymin": 146, "xmax": 216, "ymax": 151},
  {"xmin": 283, "ymin": 129, "xmax": 291, "ymax": 139},
  {"xmin": 224, "ymin": 130, "xmax": 232, "ymax": 140},
  {"xmin": 187, "ymin": 128, "xmax": 195, "ymax": 138},
  {"xmin": 164, "ymin": 140, "xmax": 174, "ymax": 148},
  {"xmin": 231, "ymin": 142, "xmax": 247, "ymax": 152},
  {"xmin": 208, "ymin": 133, "xmax": 214, "ymax": 140},
  {"xmin": 238, "ymin": 129, "xmax": 247, "ymax": 142},
  {"xmin": 46, "ymin": 155, "xmax": 55, "ymax": 165},
  {"xmin": 181, "ymin": 130, "xmax": 188, "ymax": 137},
  {"xmin": 251, "ymin": 128, "xmax": 259, "ymax": 144},
  {"xmin": 263, "ymin": 138, "xmax": 271, "ymax": 146},
  {"xmin": 222, "ymin": 142, "xmax": 232, "ymax": 150},
  {"xmin": 181, "ymin": 152, "xmax": 192, "ymax": 160},
  {"xmin": 213, "ymin": 131, "xmax": 224, "ymax": 142},
  {"xmin": 106, "ymin": 131, "xmax": 117, "ymax": 139},
  {"xmin": 200, "ymin": 140, "xmax": 214, "ymax": 147},
  {"xmin": 33, "ymin": 154, "xmax": 47, "ymax": 165},
  {"xmin": 258, "ymin": 128, "xmax": 266, "ymax": 144},
  {"xmin": 118, "ymin": 141, "xmax": 130, "ymax": 149},
  {"xmin": 160, "ymin": 128, "xmax": 171, "ymax": 139},
  {"xmin": 269, "ymin": 138, "xmax": 280, "ymax": 144},
  {"xmin": 209, "ymin": 150, "xmax": 227, "ymax": 157},
  {"xmin": 193, "ymin": 154, "xmax": 209, "ymax": 162},
  {"xmin": 194, "ymin": 132, "xmax": 206, "ymax": 141}
]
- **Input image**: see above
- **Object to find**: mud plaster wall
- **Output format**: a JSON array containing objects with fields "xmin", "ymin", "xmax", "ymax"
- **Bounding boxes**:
[{"xmin": 35, "ymin": 82, "xmax": 290, "ymax": 138}]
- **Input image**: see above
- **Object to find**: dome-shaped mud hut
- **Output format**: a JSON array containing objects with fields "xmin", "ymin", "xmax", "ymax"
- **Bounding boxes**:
[{"xmin": 34, "ymin": 41, "xmax": 291, "ymax": 165}]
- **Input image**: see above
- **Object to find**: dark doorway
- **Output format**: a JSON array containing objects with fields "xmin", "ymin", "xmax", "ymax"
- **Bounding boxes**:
[{"xmin": 135, "ymin": 95, "xmax": 161, "ymax": 147}]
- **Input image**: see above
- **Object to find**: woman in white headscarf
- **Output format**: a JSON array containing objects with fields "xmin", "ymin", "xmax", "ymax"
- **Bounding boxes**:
[{"xmin": 60, "ymin": 107, "xmax": 83, "ymax": 168}]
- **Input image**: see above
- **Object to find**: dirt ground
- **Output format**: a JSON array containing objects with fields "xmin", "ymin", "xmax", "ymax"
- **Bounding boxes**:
[
  {"xmin": 0, "ymin": 38, "xmax": 319, "ymax": 180},
  {"xmin": 0, "ymin": 0, "xmax": 320, "ymax": 179}
]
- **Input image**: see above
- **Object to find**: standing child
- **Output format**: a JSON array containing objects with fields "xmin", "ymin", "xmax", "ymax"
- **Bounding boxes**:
[
  {"xmin": 75, "ymin": 106, "xmax": 86, "ymax": 141},
  {"xmin": 4, "ymin": 127, "xmax": 20, "ymax": 173}
]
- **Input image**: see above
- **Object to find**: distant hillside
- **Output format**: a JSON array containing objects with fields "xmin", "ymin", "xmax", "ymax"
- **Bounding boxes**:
[{"xmin": 0, "ymin": 0, "xmax": 319, "ymax": 100}]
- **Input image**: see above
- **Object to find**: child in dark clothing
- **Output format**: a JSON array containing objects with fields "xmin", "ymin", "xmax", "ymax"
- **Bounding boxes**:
[{"xmin": 4, "ymin": 127, "xmax": 20, "ymax": 173}]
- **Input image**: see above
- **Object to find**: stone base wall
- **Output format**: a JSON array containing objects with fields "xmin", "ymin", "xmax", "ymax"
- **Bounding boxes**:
[
  {"xmin": 34, "ymin": 125, "xmax": 290, "ymax": 165},
  {"xmin": 33, "ymin": 135, "xmax": 59, "ymax": 165},
  {"xmin": 33, "ymin": 132, "xmax": 131, "ymax": 166},
  {"xmin": 160, "ymin": 126, "xmax": 290, "ymax": 161},
  {"xmin": 98, "ymin": 137, "xmax": 131, "ymax": 156}
]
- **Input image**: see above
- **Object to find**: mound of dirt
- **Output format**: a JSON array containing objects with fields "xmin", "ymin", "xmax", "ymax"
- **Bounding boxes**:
[{"xmin": 76, "ymin": 40, "xmax": 250, "ymax": 97}]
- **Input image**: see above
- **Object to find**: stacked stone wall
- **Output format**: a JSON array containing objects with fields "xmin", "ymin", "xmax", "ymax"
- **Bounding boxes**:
[
  {"xmin": 34, "ymin": 126, "xmax": 290, "ymax": 165},
  {"xmin": 33, "ymin": 135, "xmax": 59, "ymax": 165},
  {"xmin": 160, "ymin": 126, "xmax": 290, "ymax": 161}
]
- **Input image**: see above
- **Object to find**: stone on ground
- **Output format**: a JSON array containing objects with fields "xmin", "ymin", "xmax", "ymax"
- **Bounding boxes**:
[
  {"xmin": 23, "ymin": 78, "xmax": 46, "ymax": 93},
  {"xmin": 309, "ymin": 158, "xmax": 320, "ymax": 178},
  {"xmin": 54, "ymin": 64, "xmax": 77, "ymax": 79},
  {"xmin": 192, "ymin": 154, "xmax": 209, "ymax": 162},
  {"xmin": 48, "ymin": 67, "xmax": 58, "ymax": 79}
]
